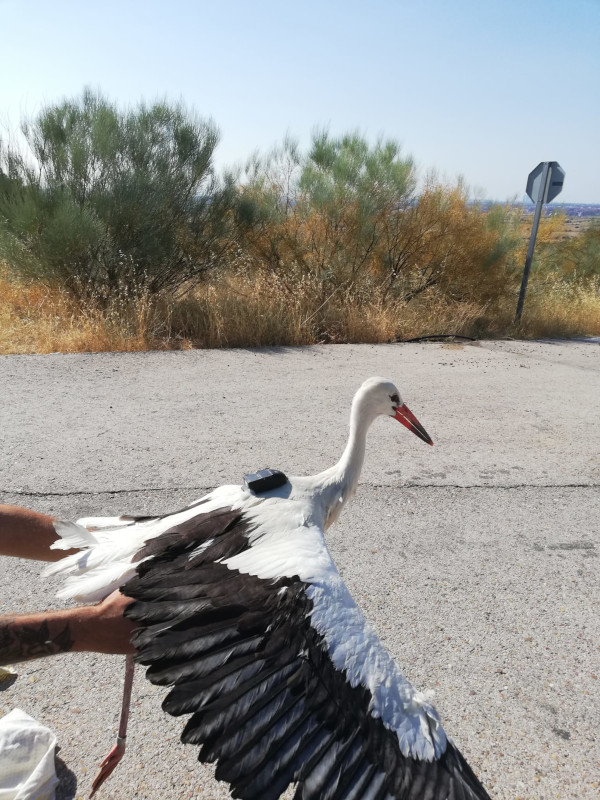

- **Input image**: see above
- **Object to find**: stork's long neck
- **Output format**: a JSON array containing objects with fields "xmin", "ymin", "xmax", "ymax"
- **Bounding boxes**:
[
  {"xmin": 320, "ymin": 398, "xmax": 376, "ymax": 527},
  {"xmin": 336, "ymin": 400, "xmax": 372, "ymax": 496}
]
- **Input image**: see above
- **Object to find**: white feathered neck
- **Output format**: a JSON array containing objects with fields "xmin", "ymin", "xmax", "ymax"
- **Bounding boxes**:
[{"xmin": 294, "ymin": 379, "xmax": 394, "ymax": 530}]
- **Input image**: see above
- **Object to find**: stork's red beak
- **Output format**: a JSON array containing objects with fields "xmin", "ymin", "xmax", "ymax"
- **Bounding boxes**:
[{"xmin": 394, "ymin": 404, "xmax": 434, "ymax": 445}]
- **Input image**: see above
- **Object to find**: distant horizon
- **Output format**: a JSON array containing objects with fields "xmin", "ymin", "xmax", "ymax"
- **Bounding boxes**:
[{"xmin": 492, "ymin": 200, "xmax": 600, "ymax": 208}]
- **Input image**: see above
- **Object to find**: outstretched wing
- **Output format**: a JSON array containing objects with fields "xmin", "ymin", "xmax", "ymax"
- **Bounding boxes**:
[{"xmin": 122, "ymin": 500, "xmax": 491, "ymax": 800}]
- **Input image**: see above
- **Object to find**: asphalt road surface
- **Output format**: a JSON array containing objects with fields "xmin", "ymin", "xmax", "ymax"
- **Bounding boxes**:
[{"xmin": 1, "ymin": 341, "xmax": 598, "ymax": 799}]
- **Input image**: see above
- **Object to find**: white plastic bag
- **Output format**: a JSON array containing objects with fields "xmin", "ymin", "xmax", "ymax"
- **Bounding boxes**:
[{"xmin": 0, "ymin": 709, "xmax": 58, "ymax": 800}]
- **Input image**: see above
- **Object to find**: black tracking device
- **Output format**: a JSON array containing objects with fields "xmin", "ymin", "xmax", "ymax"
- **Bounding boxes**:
[{"xmin": 244, "ymin": 468, "xmax": 288, "ymax": 493}]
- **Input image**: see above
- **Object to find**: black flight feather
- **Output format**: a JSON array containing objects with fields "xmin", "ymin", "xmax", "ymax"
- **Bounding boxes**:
[{"xmin": 122, "ymin": 504, "xmax": 492, "ymax": 800}]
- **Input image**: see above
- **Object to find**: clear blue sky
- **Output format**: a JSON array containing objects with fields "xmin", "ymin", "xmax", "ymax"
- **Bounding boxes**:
[{"xmin": 1, "ymin": 0, "xmax": 598, "ymax": 202}]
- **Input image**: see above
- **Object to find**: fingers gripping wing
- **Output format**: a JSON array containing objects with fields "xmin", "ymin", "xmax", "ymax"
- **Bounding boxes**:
[{"xmin": 122, "ymin": 505, "xmax": 491, "ymax": 800}]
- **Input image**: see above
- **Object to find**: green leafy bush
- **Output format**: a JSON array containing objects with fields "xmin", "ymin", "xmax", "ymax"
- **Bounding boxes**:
[{"xmin": 0, "ymin": 89, "xmax": 231, "ymax": 298}]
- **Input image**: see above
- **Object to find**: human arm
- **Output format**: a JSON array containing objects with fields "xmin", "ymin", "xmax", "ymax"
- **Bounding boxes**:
[
  {"xmin": 0, "ymin": 589, "xmax": 136, "ymax": 667},
  {"xmin": 0, "ymin": 504, "xmax": 78, "ymax": 561},
  {"xmin": 0, "ymin": 505, "xmax": 137, "ymax": 664}
]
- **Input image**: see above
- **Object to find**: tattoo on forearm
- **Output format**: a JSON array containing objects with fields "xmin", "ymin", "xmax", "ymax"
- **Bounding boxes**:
[{"xmin": 0, "ymin": 617, "xmax": 74, "ymax": 666}]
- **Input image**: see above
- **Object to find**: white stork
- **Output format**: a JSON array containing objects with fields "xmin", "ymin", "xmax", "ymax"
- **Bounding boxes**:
[{"xmin": 45, "ymin": 377, "xmax": 491, "ymax": 799}]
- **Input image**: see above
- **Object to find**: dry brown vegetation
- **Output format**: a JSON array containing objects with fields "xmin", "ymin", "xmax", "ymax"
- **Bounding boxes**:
[
  {"xmin": 2, "ymin": 213, "xmax": 598, "ymax": 356},
  {"xmin": 1, "ymin": 98, "xmax": 598, "ymax": 354},
  {"xmin": 0, "ymin": 268, "xmax": 475, "ymax": 354}
]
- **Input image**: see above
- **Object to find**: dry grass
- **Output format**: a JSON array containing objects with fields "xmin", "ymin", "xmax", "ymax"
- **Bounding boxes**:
[
  {"xmin": 0, "ymin": 274, "xmax": 189, "ymax": 354},
  {"xmin": 511, "ymin": 281, "xmax": 600, "ymax": 338},
  {"xmin": 149, "ymin": 270, "xmax": 489, "ymax": 348},
  {"xmin": 1, "ymin": 266, "xmax": 599, "ymax": 356}
]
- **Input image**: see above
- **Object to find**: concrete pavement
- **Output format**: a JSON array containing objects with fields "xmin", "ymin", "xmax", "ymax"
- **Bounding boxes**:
[{"xmin": 1, "ymin": 341, "xmax": 598, "ymax": 799}]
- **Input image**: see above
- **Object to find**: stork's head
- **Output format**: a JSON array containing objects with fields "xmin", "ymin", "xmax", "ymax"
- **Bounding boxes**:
[{"xmin": 356, "ymin": 377, "xmax": 433, "ymax": 445}]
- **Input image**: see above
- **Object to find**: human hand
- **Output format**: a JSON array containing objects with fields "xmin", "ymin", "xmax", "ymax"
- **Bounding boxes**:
[{"xmin": 77, "ymin": 590, "xmax": 137, "ymax": 655}]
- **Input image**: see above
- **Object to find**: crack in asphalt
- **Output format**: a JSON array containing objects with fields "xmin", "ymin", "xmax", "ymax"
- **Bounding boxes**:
[{"xmin": 3, "ymin": 482, "xmax": 599, "ymax": 498}]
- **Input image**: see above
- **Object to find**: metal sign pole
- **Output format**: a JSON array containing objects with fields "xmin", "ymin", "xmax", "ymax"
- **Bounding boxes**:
[{"xmin": 515, "ymin": 162, "xmax": 552, "ymax": 324}]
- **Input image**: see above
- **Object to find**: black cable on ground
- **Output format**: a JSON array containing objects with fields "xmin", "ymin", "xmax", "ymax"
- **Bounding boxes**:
[{"xmin": 389, "ymin": 334, "xmax": 478, "ymax": 343}]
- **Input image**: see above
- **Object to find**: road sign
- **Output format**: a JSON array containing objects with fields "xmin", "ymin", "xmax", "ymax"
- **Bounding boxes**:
[
  {"xmin": 516, "ymin": 161, "xmax": 566, "ymax": 323},
  {"xmin": 526, "ymin": 161, "xmax": 565, "ymax": 204}
]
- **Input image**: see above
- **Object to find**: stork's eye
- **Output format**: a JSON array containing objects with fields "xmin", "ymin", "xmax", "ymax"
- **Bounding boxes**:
[{"xmin": 390, "ymin": 393, "xmax": 400, "ymax": 405}]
